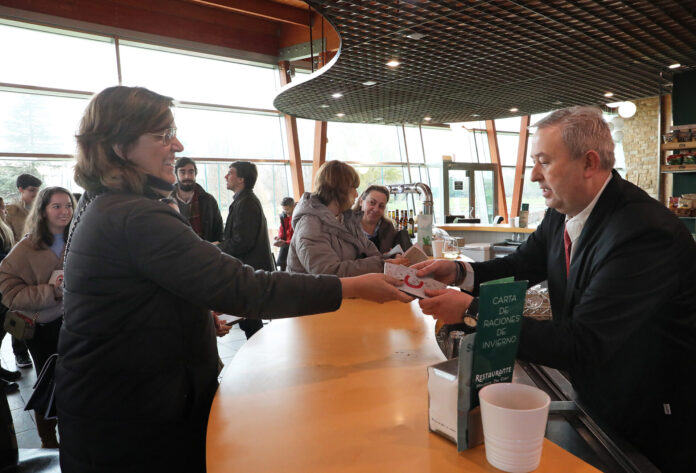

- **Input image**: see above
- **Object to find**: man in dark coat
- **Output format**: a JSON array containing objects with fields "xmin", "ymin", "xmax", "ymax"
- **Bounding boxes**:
[
  {"xmin": 416, "ymin": 106, "xmax": 696, "ymax": 473},
  {"xmin": 219, "ymin": 161, "xmax": 274, "ymax": 339},
  {"xmin": 170, "ymin": 157, "xmax": 223, "ymax": 242}
]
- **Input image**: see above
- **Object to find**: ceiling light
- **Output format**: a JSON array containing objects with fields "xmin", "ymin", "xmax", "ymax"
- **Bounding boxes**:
[
  {"xmin": 331, "ymin": 92, "xmax": 343, "ymax": 99},
  {"xmin": 407, "ymin": 32, "xmax": 425, "ymax": 40},
  {"xmin": 471, "ymin": 114, "xmax": 480, "ymax": 117},
  {"xmin": 386, "ymin": 59, "xmax": 401, "ymax": 68},
  {"xmin": 424, "ymin": 116, "xmax": 432, "ymax": 121},
  {"xmin": 374, "ymin": 117, "xmax": 383, "ymax": 121},
  {"xmin": 618, "ymin": 101, "xmax": 637, "ymax": 118},
  {"xmin": 604, "ymin": 92, "xmax": 614, "ymax": 97},
  {"xmin": 668, "ymin": 63, "xmax": 681, "ymax": 69},
  {"xmin": 319, "ymin": 104, "xmax": 329, "ymax": 108},
  {"xmin": 553, "ymin": 100, "xmax": 563, "ymax": 105},
  {"xmin": 605, "ymin": 101, "xmax": 623, "ymax": 108},
  {"xmin": 362, "ymin": 80, "xmax": 377, "ymax": 86},
  {"xmin": 509, "ymin": 107, "xmax": 519, "ymax": 112},
  {"xmin": 336, "ymin": 113, "xmax": 345, "ymax": 118}
]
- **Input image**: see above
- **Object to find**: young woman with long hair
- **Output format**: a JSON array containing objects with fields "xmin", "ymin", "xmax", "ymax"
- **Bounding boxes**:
[{"xmin": 0, "ymin": 186, "xmax": 75, "ymax": 447}]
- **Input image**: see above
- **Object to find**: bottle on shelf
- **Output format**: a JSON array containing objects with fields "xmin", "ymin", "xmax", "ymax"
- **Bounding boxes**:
[
  {"xmin": 519, "ymin": 203, "xmax": 529, "ymax": 228},
  {"xmin": 408, "ymin": 210, "xmax": 415, "ymax": 237}
]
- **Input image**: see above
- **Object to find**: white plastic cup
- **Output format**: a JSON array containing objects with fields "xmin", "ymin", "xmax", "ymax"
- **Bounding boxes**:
[
  {"xmin": 479, "ymin": 383, "xmax": 550, "ymax": 473},
  {"xmin": 432, "ymin": 238, "xmax": 445, "ymax": 258}
]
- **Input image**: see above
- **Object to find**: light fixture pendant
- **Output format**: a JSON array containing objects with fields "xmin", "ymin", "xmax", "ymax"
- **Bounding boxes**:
[{"xmin": 618, "ymin": 101, "xmax": 637, "ymax": 118}]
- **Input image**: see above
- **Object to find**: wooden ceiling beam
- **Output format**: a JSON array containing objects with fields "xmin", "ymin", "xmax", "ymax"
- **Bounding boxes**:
[
  {"xmin": 184, "ymin": 0, "xmax": 309, "ymax": 27},
  {"xmin": 279, "ymin": 16, "xmax": 340, "ymax": 52},
  {"xmin": 510, "ymin": 115, "xmax": 531, "ymax": 218},
  {"xmin": 0, "ymin": 0, "xmax": 282, "ymax": 56},
  {"xmin": 485, "ymin": 119, "xmax": 509, "ymax": 222},
  {"xmin": 279, "ymin": 60, "xmax": 305, "ymax": 201}
]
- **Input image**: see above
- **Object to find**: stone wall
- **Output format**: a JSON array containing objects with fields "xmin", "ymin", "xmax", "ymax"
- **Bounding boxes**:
[{"xmin": 620, "ymin": 96, "xmax": 660, "ymax": 198}]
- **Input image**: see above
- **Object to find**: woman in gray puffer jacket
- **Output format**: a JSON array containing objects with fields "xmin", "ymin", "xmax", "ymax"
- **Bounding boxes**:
[{"xmin": 287, "ymin": 161, "xmax": 406, "ymax": 277}]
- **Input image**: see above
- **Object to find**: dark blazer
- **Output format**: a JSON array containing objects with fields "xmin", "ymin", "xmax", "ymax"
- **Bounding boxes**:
[
  {"xmin": 470, "ymin": 170, "xmax": 696, "ymax": 472},
  {"xmin": 57, "ymin": 187, "xmax": 342, "ymax": 472},
  {"xmin": 219, "ymin": 188, "xmax": 275, "ymax": 271}
]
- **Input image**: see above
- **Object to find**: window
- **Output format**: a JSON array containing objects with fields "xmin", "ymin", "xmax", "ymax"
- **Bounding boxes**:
[
  {"xmin": 0, "ymin": 91, "xmax": 88, "ymax": 155},
  {"xmin": 175, "ymin": 107, "xmax": 284, "ymax": 159},
  {"xmin": 119, "ymin": 43, "xmax": 277, "ymax": 109},
  {"xmin": 0, "ymin": 21, "xmax": 117, "ymax": 92}
]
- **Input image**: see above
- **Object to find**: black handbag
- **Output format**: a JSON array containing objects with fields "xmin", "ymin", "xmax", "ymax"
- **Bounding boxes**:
[{"xmin": 24, "ymin": 353, "xmax": 58, "ymax": 420}]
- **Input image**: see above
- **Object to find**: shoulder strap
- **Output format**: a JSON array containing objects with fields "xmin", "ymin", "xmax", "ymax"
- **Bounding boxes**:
[{"xmin": 63, "ymin": 192, "xmax": 102, "ymax": 283}]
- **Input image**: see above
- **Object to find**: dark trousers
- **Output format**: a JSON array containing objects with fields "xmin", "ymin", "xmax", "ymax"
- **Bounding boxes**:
[
  {"xmin": 25, "ymin": 318, "xmax": 62, "ymax": 379},
  {"xmin": 276, "ymin": 245, "xmax": 289, "ymax": 271}
]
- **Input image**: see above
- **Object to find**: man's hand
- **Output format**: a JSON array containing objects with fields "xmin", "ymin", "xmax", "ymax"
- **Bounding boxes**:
[
  {"xmin": 341, "ymin": 273, "xmax": 414, "ymax": 303},
  {"xmin": 411, "ymin": 260, "xmax": 459, "ymax": 285},
  {"xmin": 419, "ymin": 288, "xmax": 473, "ymax": 323},
  {"xmin": 212, "ymin": 312, "xmax": 232, "ymax": 337}
]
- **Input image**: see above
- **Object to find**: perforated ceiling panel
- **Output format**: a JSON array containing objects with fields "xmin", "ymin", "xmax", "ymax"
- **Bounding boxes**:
[{"xmin": 273, "ymin": 0, "xmax": 696, "ymax": 124}]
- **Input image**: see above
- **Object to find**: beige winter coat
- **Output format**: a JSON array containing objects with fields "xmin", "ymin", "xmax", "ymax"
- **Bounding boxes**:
[
  {"xmin": 0, "ymin": 236, "xmax": 63, "ymax": 323},
  {"xmin": 5, "ymin": 202, "xmax": 29, "ymax": 243}
]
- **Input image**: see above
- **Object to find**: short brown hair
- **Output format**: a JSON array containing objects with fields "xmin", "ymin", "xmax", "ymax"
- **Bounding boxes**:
[
  {"xmin": 313, "ymin": 161, "xmax": 360, "ymax": 212},
  {"xmin": 24, "ymin": 187, "xmax": 76, "ymax": 249},
  {"xmin": 75, "ymin": 86, "xmax": 174, "ymax": 194},
  {"xmin": 352, "ymin": 185, "xmax": 390, "ymax": 211}
]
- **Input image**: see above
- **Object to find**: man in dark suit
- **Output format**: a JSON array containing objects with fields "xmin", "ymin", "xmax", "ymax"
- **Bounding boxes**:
[
  {"xmin": 415, "ymin": 107, "xmax": 696, "ymax": 473},
  {"xmin": 219, "ymin": 161, "xmax": 274, "ymax": 339}
]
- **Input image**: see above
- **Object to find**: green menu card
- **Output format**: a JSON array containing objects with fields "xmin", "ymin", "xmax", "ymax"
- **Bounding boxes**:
[{"xmin": 457, "ymin": 277, "xmax": 528, "ymax": 451}]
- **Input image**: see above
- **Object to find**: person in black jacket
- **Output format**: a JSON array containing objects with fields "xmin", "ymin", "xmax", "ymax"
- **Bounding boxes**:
[
  {"xmin": 169, "ymin": 157, "xmax": 223, "ymax": 242},
  {"xmin": 56, "ymin": 86, "xmax": 411, "ymax": 473},
  {"xmin": 219, "ymin": 161, "xmax": 273, "ymax": 339},
  {"xmin": 414, "ymin": 106, "xmax": 696, "ymax": 473}
]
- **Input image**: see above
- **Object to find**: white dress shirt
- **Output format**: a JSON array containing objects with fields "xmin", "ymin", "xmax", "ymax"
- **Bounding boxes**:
[{"xmin": 458, "ymin": 172, "xmax": 613, "ymax": 292}]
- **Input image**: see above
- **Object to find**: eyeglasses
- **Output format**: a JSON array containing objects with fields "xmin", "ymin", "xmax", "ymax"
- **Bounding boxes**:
[{"xmin": 148, "ymin": 126, "xmax": 177, "ymax": 146}]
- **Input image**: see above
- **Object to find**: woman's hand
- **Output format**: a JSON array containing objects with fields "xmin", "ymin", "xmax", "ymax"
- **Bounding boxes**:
[
  {"xmin": 411, "ymin": 260, "xmax": 459, "ymax": 285},
  {"xmin": 51, "ymin": 284, "xmax": 63, "ymax": 301},
  {"xmin": 340, "ymin": 273, "xmax": 414, "ymax": 303},
  {"xmin": 212, "ymin": 311, "xmax": 232, "ymax": 337},
  {"xmin": 389, "ymin": 256, "xmax": 409, "ymax": 266},
  {"xmin": 418, "ymin": 288, "xmax": 473, "ymax": 323}
]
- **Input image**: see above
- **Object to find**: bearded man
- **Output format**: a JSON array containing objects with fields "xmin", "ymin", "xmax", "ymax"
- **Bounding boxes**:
[{"xmin": 170, "ymin": 157, "xmax": 223, "ymax": 242}]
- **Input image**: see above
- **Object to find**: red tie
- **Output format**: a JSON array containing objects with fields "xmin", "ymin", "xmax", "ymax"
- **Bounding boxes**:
[{"xmin": 564, "ymin": 227, "xmax": 572, "ymax": 276}]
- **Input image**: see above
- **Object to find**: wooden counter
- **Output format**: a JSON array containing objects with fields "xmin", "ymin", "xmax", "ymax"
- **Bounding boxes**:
[
  {"xmin": 438, "ymin": 223, "xmax": 535, "ymax": 234},
  {"xmin": 207, "ymin": 299, "xmax": 599, "ymax": 473}
]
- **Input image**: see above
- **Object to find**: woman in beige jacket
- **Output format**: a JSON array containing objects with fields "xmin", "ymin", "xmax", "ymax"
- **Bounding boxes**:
[{"xmin": 0, "ymin": 186, "xmax": 75, "ymax": 448}]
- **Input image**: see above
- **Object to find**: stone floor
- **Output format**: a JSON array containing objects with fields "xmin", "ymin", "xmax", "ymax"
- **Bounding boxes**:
[{"xmin": 1, "ymin": 323, "xmax": 250, "ymax": 448}]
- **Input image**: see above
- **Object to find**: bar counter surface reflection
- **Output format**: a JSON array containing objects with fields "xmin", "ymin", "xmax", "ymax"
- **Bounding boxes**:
[{"xmin": 206, "ymin": 299, "xmax": 599, "ymax": 473}]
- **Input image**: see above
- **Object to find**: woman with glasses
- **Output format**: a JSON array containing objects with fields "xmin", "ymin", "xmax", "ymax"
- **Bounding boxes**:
[
  {"xmin": 55, "ymin": 86, "xmax": 410, "ymax": 473},
  {"xmin": 0, "ymin": 187, "xmax": 75, "ymax": 448}
]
